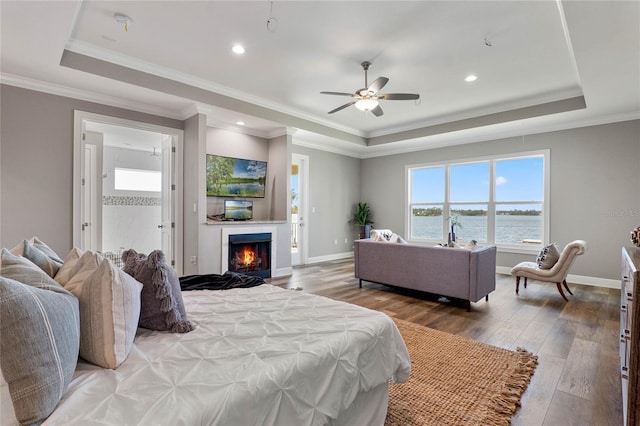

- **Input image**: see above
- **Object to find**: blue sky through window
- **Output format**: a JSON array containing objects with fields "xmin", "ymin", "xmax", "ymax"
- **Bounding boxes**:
[{"xmin": 411, "ymin": 157, "xmax": 543, "ymax": 209}]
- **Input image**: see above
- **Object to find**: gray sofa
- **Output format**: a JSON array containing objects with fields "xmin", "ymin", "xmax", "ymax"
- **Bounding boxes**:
[{"xmin": 354, "ymin": 239, "xmax": 497, "ymax": 311}]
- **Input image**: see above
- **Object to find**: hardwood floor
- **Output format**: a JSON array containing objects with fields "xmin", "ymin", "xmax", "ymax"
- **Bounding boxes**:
[{"xmin": 268, "ymin": 259, "xmax": 623, "ymax": 426}]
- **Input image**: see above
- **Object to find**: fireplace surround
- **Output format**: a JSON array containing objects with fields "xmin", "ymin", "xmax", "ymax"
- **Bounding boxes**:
[{"xmin": 221, "ymin": 226, "xmax": 277, "ymax": 278}]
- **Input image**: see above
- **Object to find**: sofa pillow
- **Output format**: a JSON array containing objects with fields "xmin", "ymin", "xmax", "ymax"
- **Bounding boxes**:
[
  {"xmin": 122, "ymin": 249, "xmax": 194, "ymax": 333},
  {"xmin": 64, "ymin": 251, "xmax": 103, "ymax": 293},
  {"xmin": 536, "ymin": 243, "xmax": 560, "ymax": 269},
  {"xmin": 0, "ymin": 274, "xmax": 80, "ymax": 425},
  {"xmin": 69, "ymin": 258, "xmax": 142, "ymax": 369},
  {"xmin": 464, "ymin": 240, "xmax": 478, "ymax": 250},
  {"xmin": 22, "ymin": 240, "xmax": 63, "ymax": 277},
  {"xmin": 54, "ymin": 247, "xmax": 85, "ymax": 286}
]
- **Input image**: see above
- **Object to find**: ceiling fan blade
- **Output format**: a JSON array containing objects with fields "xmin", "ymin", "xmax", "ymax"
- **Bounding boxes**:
[
  {"xmin": 370, "ymin": 105, "xmax": 384, "ymax": 117},
  {"xmin": 368, "ymin": 77, "xmax": 389, "ymax": 93},
  {"xmin": 321, "ymin": 91, "xmax": 356, "ymax": 97},
  {"xmin": 378, "ymin": 93, "xmax": 420, "ymax": 100},
  {"xmin": 328, "ymin": 101, "xmax": 356, "ymax": 114}
]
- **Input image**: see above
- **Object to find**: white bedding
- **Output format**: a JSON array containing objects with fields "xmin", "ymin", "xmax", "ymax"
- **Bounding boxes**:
[{"xmin": 6, "ymin": 284, "xmax": 410, "ymax": 425}]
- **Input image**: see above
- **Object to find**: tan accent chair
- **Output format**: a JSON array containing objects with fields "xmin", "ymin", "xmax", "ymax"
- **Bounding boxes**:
[{"xmin": 511, "ymin": 240, "xmax": 587, "ymax": 301}]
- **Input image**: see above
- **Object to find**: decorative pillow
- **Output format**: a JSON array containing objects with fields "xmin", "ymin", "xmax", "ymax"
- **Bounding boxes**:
[
  {"xmin": 53, "ymin": 247, "xmax": 85, "ymax": 286},
  {"xmin": 63, "ymin": 250, "xmax": 104, "ymax": 293},
  {"xmin": 536, "ymin": 243, "xmax": 560, "ymax": 269},
  {"xmin": 68, "ymin": 258, "xmax": 142, "ymax": 369},
  {"xmin": 464, "ymin": 240, "xmax": 478, "ymax": 250},
  {"xmin": 22, "ymin": 240, "xmax": 63, "ymax": 277},
  {"xmin": 122, "ymin": 249, "xmax": 194, "ymax": 333},
  {"xmin": 1, "ymin": 249, "xmax": 59, "ymax": 290},
  {"xmin": 0, "ymin": 275, "xmax": 80, "ymax": 425}
]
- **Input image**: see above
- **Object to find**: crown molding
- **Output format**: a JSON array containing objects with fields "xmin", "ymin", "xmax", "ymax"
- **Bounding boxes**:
[
  {"xmin": 0, "ymin": 72, "xmax": 185, "ymax": 120},
  {"xmin": 64, "ymin": 39, "xmax": 365, "ymax": 138}
]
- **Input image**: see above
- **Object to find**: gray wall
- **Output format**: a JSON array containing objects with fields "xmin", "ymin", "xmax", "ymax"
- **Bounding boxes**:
[
  {"xmin": 0, "ymin": 85, "xmax": 183, "ymax": 256},
  {"xmin": 292, "ymin": 144, "xmax": 361, "ymax": 259},
  {"xmin": 361, "ymin": 120, "xmax": 640, "ymax": 280}
]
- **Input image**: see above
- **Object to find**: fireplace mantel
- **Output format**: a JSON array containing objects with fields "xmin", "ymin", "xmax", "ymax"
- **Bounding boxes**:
[{"xmin": 206, "ymin": 219, "xmax": 286, "ymax": 226}]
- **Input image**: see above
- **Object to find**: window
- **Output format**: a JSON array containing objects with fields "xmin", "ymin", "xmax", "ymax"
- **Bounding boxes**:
[
  {"xmin": 114, "ymin": 168, "xmax": 161, "ymax": 192},
  {"xmin": 407, "ymin": 151, "xmax": 548, "ymax": 250}
]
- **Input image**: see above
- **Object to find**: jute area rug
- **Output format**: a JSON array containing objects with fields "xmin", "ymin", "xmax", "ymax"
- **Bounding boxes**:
[{"xmin": 386, "ymin": 318, "xmax": 538, "ymax": 426}]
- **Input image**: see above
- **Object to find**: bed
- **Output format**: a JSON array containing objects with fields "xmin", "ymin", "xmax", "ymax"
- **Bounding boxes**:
[{"xmin": 2, "ymin": 284, "xmax": 411, "ymax": 425}]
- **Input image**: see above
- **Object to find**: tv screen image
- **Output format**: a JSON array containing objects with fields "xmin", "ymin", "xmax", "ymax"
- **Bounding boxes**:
[
  {"xmin": 206, "ymin": 154, "xmax": 267, "ymax": 198},
  {"xmin": 224, "ymin": 200, "xmax": 253, "ymax": 220}
]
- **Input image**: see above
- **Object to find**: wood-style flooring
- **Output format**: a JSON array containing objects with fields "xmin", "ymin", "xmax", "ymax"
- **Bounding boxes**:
[{"xmin": 269, "ymin": 259, "xmax": 623, "ymax": 426}]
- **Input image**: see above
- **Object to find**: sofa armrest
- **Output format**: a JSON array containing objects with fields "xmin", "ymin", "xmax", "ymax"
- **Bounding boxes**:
[{"xmin": 469, "ymin": 245, "xmax": 497, "ymax": 302}]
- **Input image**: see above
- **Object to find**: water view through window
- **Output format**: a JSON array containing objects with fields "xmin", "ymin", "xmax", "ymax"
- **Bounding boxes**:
[{"xmin": 409, "ymin": 154, "xmax": 546, "ymax": 246}]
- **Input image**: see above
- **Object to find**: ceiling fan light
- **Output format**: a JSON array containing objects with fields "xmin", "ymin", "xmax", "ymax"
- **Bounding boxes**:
[{"xmin": 355, "ymin": 98, "xmax": 379, "ymax": 111}]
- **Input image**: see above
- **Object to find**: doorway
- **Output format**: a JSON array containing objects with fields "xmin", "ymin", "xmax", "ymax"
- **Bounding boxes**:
[
  {"xmin": 73, "ymin": 111, "xmax": 183, "ymax": 272},
  {"xmin": 291, "ymin": 153, "xmax": 309, "ymax": 266}
]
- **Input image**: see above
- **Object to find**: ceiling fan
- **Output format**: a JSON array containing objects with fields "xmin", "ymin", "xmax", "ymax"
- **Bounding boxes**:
[{"xmin": 321, "ymin": 61, "xmax": 420, "ymax": 117}]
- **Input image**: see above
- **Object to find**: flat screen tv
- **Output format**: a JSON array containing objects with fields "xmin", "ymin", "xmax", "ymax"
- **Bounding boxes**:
[
  {"xmin": 206, "ymin": 154, "xmax": 267, "ymax": 198},
  {"xmin": 224, "ymin": 200, "xmax": 253, "ymax": 221}
]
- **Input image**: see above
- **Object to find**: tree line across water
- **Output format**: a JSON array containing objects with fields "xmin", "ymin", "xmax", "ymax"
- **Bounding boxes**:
[{"xmin": 412, "ymin": 208, "xmax": 542, "ymax": 217}]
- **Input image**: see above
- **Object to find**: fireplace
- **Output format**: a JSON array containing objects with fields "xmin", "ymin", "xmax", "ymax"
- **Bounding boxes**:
[{"xmin": 228, "ymin": 233, "xmax": 272, "ymax": 278}]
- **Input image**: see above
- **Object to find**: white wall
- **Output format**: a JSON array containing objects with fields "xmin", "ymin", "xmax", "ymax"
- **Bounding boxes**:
[{"xmin": 101, "ymin": 145, "xmax": 162, "ymax": 254}]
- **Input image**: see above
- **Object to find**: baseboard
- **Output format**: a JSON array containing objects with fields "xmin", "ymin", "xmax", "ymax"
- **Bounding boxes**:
[
  {"xmin": 496, "ymin": 266, "xmax": 620, "ymax": 289},
  {"xmin": 307, "ymin": 252, "xmax": 354, "ymax": 265},
  {"xmin": 273, "ymin": 267, "xmax": 293, "ymax": 278}
]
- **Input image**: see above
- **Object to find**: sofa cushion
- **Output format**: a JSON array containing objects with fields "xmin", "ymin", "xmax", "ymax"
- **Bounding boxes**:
[
  {"xmin": 0, "ymin": 266, "xmax": 80, "ymax": 424},
  {"xmin": 536, "ymin": 243, "xmax": 560, "ymax": 269},
  {"xmin": 122, "ymin": 249, "xmax": 193, "ymax": 333}
]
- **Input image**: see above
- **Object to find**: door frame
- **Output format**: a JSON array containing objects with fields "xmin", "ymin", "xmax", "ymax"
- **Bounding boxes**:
[
  {"xmin": 291, "ymin": 153, "xmax": 309, "ymax": 266},
  {"xmin": 73, "ymin": 110, "xmax": 185, "ymax": 273}
]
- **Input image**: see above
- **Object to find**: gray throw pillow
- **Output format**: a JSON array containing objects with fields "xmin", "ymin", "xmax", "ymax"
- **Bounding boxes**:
[
  {"xmin": 122, "ymin": 249, "xmax": 194, "ymax": 333},
  {"xmin": 23, "ymin": 240, "xmax": 63, "ymax": 277},
  {"xmin": 0, "ymin": 274, "xmax": 80, "ymax": 425},
  {"xmin": 536, "ymin": 243, "xmax": 560, "ymax": 269}
]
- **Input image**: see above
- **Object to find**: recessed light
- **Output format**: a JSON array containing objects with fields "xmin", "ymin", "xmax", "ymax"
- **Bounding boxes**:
[
  {"xmin": 232, "ymin": 44, "xmax": 245, "ymax": 55},
  {"xmin": 236, "ymin": 121, "xmax": 245, "ymax": 126},
  {"xmin": 465, "ymin": 74, "xmax": 478, "ymax": 82}
]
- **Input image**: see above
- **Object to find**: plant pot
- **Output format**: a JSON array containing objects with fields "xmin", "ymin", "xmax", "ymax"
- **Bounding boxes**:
[{"xmin": 359, "ymin": 225, "xmax": 372, "ymax": 239}]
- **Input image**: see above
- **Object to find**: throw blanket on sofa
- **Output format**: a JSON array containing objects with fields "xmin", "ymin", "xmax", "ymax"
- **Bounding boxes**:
[{"xmin": 179, "ymin": 271, "xmax": 264, "ymax": 291}]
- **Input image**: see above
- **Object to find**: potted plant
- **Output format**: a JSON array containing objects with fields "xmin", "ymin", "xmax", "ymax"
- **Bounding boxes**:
[
  {"xmin": 447, "ymin": 215, "xmax": 463, "ymax": 245},
  {"xmin": 350, "ymin": 202, "xmax": 374, "ymax": 239}
]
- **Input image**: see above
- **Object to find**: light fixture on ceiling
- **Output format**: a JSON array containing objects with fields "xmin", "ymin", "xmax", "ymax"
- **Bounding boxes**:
[
  {"xmin": 114, "ymin": 13, "xmax": 133, "ymax": 32},
  {"xmin": 236, "ymin": 121, "xmax": 245, "ymax": 126},
  {"xmin": 465, "ymin": 74, "xmax": 478, "ymax": 82},
  {"xmin": 354, "ymin": 97, "xmax": 379, "ymax": 112},
  {"xmin": 232, "ymin": 44, "xmax": 245, "ymax": 55}
]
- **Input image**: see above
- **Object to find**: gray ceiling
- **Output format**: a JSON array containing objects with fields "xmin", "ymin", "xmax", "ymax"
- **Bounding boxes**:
[{"xmin": 1, "ymin": 1, "xmax": 638, "ymax": 157}]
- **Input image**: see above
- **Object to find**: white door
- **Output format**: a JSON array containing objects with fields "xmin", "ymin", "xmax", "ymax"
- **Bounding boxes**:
[
  {"xmin": 160, "ymin": 135, "xmax": 174, "ymax": 264},
  {"xmin": 291, "ymin": 154, "xmax": 309, "ymax": 266},
  {"xmin": 81, "ymin": 132, "xmax": 103, "ymax": 251}
]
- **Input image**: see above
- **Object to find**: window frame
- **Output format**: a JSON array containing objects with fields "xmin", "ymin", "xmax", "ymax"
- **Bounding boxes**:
[{"xmin": 405, "ymin": 150, "xmax": 550, "ymax": 254}]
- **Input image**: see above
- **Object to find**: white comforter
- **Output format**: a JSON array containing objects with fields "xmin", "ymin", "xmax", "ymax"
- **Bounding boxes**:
[{"xmin": 38, "ymin": 285, "xmax": 410, "ymax": 425}]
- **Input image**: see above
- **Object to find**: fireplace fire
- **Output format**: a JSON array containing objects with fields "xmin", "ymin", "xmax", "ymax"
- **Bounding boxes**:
[{"xmin": 228, "ymin": 233, "xmax": 271, "ymax": 278}]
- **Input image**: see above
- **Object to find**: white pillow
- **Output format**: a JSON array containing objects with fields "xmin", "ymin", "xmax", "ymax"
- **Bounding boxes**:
[
  {"xmin": 54, "ymin": 247, "xmax": 85, "ymax": 286},
  {"xmin": 71, "ymin": 258, "xmax": 142, "ymax": 369},
  {"xmin": 64, "ymin": 251, "xmax": 103, "ymax": 293}
]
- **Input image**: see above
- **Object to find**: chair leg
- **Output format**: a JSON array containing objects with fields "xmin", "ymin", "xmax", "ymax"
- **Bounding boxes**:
[
  {"xmin": 516, "ymin": 276, "xmax": 520, "ymax": 294},
  {"xmin": 562, "ymin": 279, "xmax": 573, "ymax": 295},
  {"xmin": 524, "ymin": 277, "xmax": 528, "ymax": 288},
  {"xmin": 556, "ymin": 282, "xmax": 569, "ymax": 302}
]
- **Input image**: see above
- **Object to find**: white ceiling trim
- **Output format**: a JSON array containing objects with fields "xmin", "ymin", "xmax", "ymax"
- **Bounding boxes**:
[
  {"xmin": 0, "ymin": 72, "xmax": 184, "ymax": 120},
  {"xmin": 65, "ymin": 39, "xmax": 366, "ymax": 138},
  {"xmin": 367, "ymin": 86, "xmax": 585, "ymax": 139}
]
